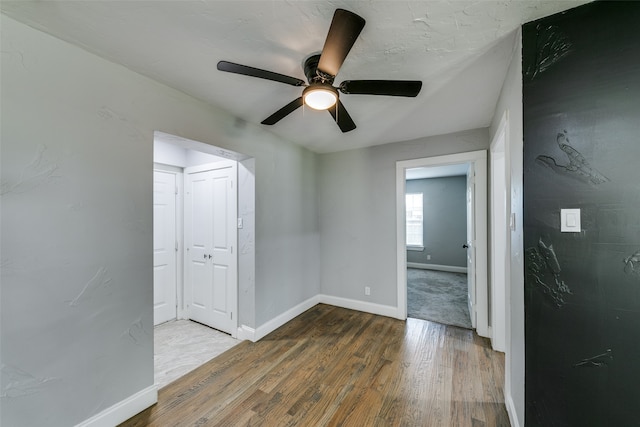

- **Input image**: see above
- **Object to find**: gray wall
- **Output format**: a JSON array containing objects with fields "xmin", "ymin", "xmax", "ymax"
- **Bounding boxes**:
[
  {"xmin": 318, "ymin": 129, "xmax": 489, "ymax": 306},
  {"xmin": 490, "ymin": 29, "xmax": 524, "ymax": 426},
  {"xmin": 1, "ymin": 15, "xmax": 319, "ymax": 426},
  {"xmin": 406, "ymin": 176, "xmax": 467, "ymax": 267},
  {"xmin": 238, "ymin": 158, "xmax": 256, "ymax": 329}
]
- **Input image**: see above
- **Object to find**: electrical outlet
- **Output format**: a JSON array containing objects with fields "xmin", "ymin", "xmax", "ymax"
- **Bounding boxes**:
[
  {"xmin": 427, "ymin": 254, "xmax": 431, "ymax": 260},
  {"xmin": 364, "ymin": 286, "xmax": 371, "ymax": 296}
]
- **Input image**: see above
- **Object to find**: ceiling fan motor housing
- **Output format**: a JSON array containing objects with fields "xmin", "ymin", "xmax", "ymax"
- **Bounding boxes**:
[{"xmin": 304, "ymin": 54, "xmax": 332, "ymax": 84}]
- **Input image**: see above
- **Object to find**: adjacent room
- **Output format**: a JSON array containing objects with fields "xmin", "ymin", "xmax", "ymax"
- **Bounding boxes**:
[
  {"xmin": 152, "ymin": 133, "xmax": 250, "ymax": 388},
  {"xmin": 405, "ymin": 164, "xmax": 472, "ymax": 329}
]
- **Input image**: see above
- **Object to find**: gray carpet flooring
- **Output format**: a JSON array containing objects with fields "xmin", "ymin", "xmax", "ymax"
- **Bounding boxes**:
[{"xmin": 407, "ymin": 268, "xmax": 472, "ymax": 329}]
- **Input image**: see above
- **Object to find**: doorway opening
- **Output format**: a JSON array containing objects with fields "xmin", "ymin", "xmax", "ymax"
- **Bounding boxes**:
[
  {"xmin": 405, "ymin": 165, "xmax": 471, "ymax": 329},
  {"xmin": 152, "ymin": 131, "xmax": 255, "ymax": 388},
  {"xmin": 396, "ymin": 151, "xmax": 488, "ymax": 337}
]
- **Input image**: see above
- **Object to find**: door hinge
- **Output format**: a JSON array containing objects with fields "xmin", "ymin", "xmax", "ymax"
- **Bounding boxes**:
[
  {"xmin": 230, "ymin": 312, "xmax": 233, "ymax": 320},
  {"xmin": 175, "ymin": 241, "xmax": 179, "ymax": 252},
  {"xmin": 175, "ymin": 185, "xmax": 179, "ymax": 195}
]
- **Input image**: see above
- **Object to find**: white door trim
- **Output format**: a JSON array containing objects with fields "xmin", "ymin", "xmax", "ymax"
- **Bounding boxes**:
[
  {"xmin": 490, "ymin": 111, "xmax": 510, "ymax": 352},
  {"xmin": 396, "ymin": 150, "xmax": 489, "ymax": 337},
  {"xmin": 466, "ymin": 163, "xmax": 478, "ymax": 329}
]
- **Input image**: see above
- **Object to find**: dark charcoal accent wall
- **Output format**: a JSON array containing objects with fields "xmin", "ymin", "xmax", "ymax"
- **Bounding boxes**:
[{"xmin": 523, "ymin": 2, "xmax": 640, "ymax": 426}]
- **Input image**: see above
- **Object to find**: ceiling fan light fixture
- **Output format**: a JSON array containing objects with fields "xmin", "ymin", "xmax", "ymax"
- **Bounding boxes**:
[
  {"xmin": 217, "ymin": 9, "xmax": 421, "ymax": 132},
  {"xmin": 303, "ymin": 84, "xmax": 338, "ymax": 110}
]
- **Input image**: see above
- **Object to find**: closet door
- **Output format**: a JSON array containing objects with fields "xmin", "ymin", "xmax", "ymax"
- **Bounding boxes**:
[{"xmin": 184, "ymin": 160, "xmax": 237, "ymax": 334}]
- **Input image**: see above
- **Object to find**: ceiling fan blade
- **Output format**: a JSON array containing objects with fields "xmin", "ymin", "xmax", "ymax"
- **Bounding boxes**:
[
  {"xmin": 327, "ymin": 99, "xmax": 356, "ymax": 133},
  {"xmin": 217, "ymin": 61, "xmax": 305, "ymax": 87},
  {"xmin": 317, "ymin": 9, "xmax": 366, "ymax": 78},
  {"xmin": 261, "ymin": 97, "xmax": 304, "ymax": 125},
  {"xmin": 339, "ymin": 80, "xmax": 423, "ymax": 97}
]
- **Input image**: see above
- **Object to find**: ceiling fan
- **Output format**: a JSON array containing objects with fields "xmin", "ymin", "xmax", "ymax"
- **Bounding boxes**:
[{"xmin": 217, "ymin": 8, "xmax": 422, "ymax": 133}]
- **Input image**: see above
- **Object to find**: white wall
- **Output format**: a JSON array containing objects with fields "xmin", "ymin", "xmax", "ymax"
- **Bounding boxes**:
[
  {"xmin": 489, "ymin": 29, "xmax": 524, "ymax": 427},
  {"xmin": 185, "ymin": 149, "xmax": 227, "ymax": 167},
  {"xmin": 154, "ymin": 139, "xmax": 188, "ymax": 167},
  {"xmin": 154, "ymin": 138, "xmax": 229, "ymax": 168},
  {"xmin": 0, "ymin": 15, "xmax": 319, "ymax": 427},
  {"xmin": 318, "ymin": 129, "xmax": 489, "ymax": 308}
]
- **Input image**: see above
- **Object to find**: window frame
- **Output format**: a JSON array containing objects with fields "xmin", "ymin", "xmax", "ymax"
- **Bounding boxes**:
[{"xmin": 405, "ymin": 192, "xmax": 424, "ymax": 250}]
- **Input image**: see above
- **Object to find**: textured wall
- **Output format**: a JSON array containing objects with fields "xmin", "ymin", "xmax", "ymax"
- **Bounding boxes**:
[
  {"xmin": 319, "ymin": 129, "xmax": 489, "ymax": 306},
  {"xmin": 406, "ymin": 176, "xmax": 467, "ymax": 267},
  {"xmin": 523, "ymin": 3, "xmax": 640, "ymax": 425},
  {"xmin": 1, "ymin": 15, "xmax": 319, "ymax": 426}
]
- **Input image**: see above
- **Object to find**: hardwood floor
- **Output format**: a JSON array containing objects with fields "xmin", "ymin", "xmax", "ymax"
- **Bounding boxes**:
[{"xmin": 120, "ymin": 304, "xmax": 510, "ymax": 427}]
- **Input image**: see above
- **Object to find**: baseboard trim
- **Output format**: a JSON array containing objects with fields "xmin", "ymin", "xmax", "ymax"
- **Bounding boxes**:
[
  {"xmin": 318, "ymin": 294, "xmax": 400, "ymax": 319},
  {"xmin": 253, "ymin": 295, "xmax": 321, "ymax": 342},
  {"xmin": 505, "ymin": 393, "xmax": 521, "ymax": 427},
  {"xmin": 75, "ymin": 385, "xmax": 157, "ymax": 427},
  {"xmin": 236, "ymin": 324, "xmax": 256, "ymax": 342},
  {"xmin": 407, "ymin": 262, "xmax": 467, "ymax": 274},
  {"xmin": 250, "ymin": 294, "xmax": 402, "ymax": 341}
]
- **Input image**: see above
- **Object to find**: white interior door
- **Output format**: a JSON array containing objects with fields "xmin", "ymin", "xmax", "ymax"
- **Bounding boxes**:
[
  {"xmin": 153, "ymin": 170, "xmax": 177, "ymax": 325},
  {"xmin": 185, "ymin": 160, "xmax": 237, "ymax": 334},
  {"xmin": 466, "ymin": 164, "xmax": 477, "ymax": 329}
]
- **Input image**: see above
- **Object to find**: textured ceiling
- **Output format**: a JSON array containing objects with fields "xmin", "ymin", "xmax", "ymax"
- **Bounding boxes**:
[{"xmin": 1, "ymin": 1, "xmax": 589, "ymax": 153}]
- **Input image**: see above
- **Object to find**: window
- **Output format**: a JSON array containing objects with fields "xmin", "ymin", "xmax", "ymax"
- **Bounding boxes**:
[{"xmin": 406, "ymin": 193, "xmax": 423, "ymax": 248}]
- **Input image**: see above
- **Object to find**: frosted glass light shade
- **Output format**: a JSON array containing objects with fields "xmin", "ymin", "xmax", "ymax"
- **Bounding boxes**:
[{"xmin": 303, "ymin": 85, "xmax": 338, "ymax": 110}]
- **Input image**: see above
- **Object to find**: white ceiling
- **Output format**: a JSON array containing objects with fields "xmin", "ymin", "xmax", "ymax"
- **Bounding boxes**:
[{"xmin": 1, "ymin": 1, "xmax": 589, "ymax": 153}]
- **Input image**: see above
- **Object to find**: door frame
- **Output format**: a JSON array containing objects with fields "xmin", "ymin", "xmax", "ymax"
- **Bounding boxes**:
[
  {"xmin": 490, "ymin": 111, "xmax": 510, "ymax": 352},
  {"xmin": 466, "ymin": 163, "xmax": 477, "ymax": 329},
  {"xmin": 396, "ymin": 150, "xmax": 489, "ymax": 337}
]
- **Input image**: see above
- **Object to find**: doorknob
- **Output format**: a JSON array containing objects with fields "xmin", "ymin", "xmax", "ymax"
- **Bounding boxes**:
[
  {"xmin": 208, "ymin": 254, "xmax": 212, "ymax": 259},
  {"xmin": 463, "ymin": 244, "xmax": 469, "ymax": 249}
]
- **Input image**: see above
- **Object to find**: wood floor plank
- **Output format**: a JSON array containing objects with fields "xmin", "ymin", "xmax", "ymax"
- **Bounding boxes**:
[{"xmin": 120, "ymin": 305, "xmax": 510, "ymax": 427}]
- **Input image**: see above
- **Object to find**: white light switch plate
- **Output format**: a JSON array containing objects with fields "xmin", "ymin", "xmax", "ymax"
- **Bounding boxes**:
[{"xmin": 561, "ymin": 209, "xmax": 581, "ymax": 232}]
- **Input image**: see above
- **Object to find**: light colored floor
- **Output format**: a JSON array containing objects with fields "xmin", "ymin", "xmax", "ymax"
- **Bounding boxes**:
[{"xmin": 154, "ymin": 319, "xmax": 240, "ymax": 389}]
